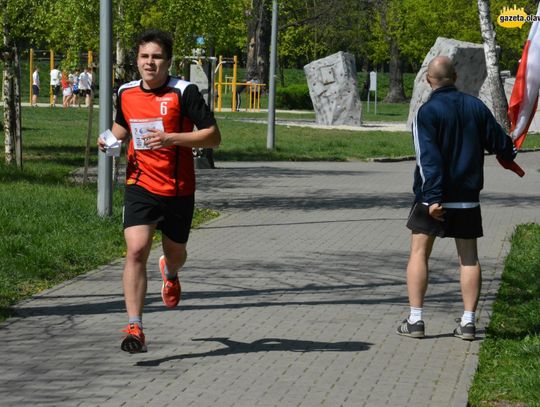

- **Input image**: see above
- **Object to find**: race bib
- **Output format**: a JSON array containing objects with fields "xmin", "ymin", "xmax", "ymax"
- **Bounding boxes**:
[{"xmin": 130, "ymin": 118, "xmax": 164, "ymax": 150}]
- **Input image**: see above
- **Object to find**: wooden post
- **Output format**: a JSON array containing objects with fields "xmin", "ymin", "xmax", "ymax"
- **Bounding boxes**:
[
  {"xmin": 83, "ymin": 97, "xmax": 94, "ymax": 184},
  {"xmin": 29, "ymin": 48, "xmax": 33, "ymax": 105},
  {"xmin": 49, "ymin": 50, "xmax": 54, "ymax": 106},
  {"xmin": 232, "ymin": 55, "xmax": 238, "ymax": 112}
]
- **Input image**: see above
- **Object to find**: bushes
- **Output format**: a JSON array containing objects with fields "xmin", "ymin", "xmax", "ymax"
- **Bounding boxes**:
[{"xmin": 276, "ymin": 84, "xmax": 313, "ymax": 110}]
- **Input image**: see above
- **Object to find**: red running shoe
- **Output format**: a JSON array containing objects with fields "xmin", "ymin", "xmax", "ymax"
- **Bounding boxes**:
[
  {"xmin": 159, "ymin": 255, "xmax": 181, "ymax": 308},
  {"xmin": 121, "ymin": 323, "xmax": 147, "ymax": 353}
]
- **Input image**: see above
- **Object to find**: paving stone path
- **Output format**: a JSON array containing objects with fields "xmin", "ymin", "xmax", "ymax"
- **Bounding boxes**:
[{"xmin": 1, "ymin": 152, "xmax": 539, "ymax": 406}]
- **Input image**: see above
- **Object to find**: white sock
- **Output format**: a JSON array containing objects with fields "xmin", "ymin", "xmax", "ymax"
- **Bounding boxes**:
[
  {"xmin": 128, "ymin": 317, "xmax": 143, "ymax": 329},
  {"xmin": 461, "ymin": 311, "xmax": 475, "ymax": 326},
  {"xmin": 408, "ymin": 307, "xmax": 423, "ymax": 324}
]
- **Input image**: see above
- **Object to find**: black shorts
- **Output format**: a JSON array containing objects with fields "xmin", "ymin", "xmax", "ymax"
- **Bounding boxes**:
[
  {"xmin": 80, "ymin": 89, "xmax": 91, "ymax": 97},
  {"xmin": 406, "ymin": 202, "xmax": 483, "ymax": 239},
  {"xmin": 123, "ymin": 184, "xmax": 194, "ymax": 244},
  {"xmin": 52, "ymin": 85, "xmax": 61, "ymax": 96},
  {"xmin": 32, "ymin": 85, "xmax": 39, "ymax": 96}
]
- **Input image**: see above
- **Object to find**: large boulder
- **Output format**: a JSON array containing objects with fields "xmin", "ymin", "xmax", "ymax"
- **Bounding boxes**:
[
  {"xmin": 408, "ymin": 37, "xmax": 539, "ymax": 135},
  {"xmin": 304, "ymin": 51, "xmax": 362, "ymax": 126},
  {"xmin": 407, "ymin": 37, "xmax": 489, "ymax": 127}
]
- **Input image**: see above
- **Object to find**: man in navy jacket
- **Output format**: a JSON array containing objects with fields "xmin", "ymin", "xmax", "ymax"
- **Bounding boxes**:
[{"xmin": 396, "ymin": 56, "xmax": 517, "ymax": 341}]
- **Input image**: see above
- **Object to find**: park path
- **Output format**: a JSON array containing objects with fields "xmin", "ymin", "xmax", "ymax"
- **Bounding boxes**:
[{"xmin": 1, "ymin": 152, "xmax": 539, "ymax": 406}]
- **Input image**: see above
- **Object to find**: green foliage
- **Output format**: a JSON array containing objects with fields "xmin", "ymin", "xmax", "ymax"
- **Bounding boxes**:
[
  {"xmin": 276, "ymin": 84, "xmax": 313, "ymax": 110},
  {"xmin": 277, "ymin": 0, "xmax": 538, "ymax": 72},
  {"xmin": 469, "ymin": 223, "xmax": 540, "ymax": 406},
  {"xmin": 149, "ymin": 0, "xmax": 249, "ymax": 57},
  {"xmin": 399, "ymin": 0, "xmax": 481, "ymax": 67},
  {"xmin": 2, "ymin": 0, "xmax": 538, "ymax": 79},
  {"xmin": 278, "ymin": 0, "xmax": 366, "ymax": 66}
]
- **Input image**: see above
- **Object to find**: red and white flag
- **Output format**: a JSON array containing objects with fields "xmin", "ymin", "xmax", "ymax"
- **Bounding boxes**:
[{"xmin": 508, "ymin": 3, "xmax": 540, "ymax": 149}]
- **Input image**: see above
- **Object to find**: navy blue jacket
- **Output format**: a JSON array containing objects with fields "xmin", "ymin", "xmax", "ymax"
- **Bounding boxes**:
[{"xmin": 412, "ymin": 86, "xmax": 516, "ymax": 204}]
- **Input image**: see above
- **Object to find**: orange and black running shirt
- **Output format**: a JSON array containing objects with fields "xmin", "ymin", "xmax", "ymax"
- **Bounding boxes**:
[{"xmin": 115, "ymin": 76, "xmax": 216, "ymax": 197}]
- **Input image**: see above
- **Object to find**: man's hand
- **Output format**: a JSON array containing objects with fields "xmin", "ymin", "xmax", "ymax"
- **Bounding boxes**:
[
  {"xmin": 428, "ymin": 203, "xmax": 445, "ymax": 221},
  {"xmin": 97, "ymin": 136, "xmax": 107, "ymax": 152},
  {"xmin": 143, "ymin": 128, "xmax": 172, "ymax": 149}
]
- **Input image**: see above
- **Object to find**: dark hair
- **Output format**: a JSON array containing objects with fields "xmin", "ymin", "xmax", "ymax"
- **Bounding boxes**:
[{"xmin": 136, "ymin": 29, "xmax": 173, "ymax": 60}]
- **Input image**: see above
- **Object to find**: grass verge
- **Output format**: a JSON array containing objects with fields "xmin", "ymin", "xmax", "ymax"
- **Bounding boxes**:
[
  {"xmin": 216, "ymin": 119, "xmax": 413, "ymax": 161},
  {"xmin": 468, "ymin": 223, "xmax": 540, "ymax": 407}
]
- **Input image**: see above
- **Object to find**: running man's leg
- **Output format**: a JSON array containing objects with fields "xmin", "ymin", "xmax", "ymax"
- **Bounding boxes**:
[
  {"xmin": 158, "ymin": 235, "xmax": 187, "ymax": 308},
  {"xmin": 455, "ymin": 238, "xmax": 481, "ymax": 312},
  {"xmin": 161, "ymin": 235, "xmax": 188, "ymax": 278},
  {"xmin": 123, "ymin": 224, "xmax": 156, "ymax": 318}
]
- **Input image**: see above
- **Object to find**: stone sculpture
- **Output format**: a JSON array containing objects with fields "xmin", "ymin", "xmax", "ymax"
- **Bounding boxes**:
[{"xmin": 304, "ymin": 51, "xmax": 362, "ymax": 126}]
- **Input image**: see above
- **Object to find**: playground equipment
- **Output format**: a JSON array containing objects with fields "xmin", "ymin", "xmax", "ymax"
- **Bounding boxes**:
[
  {"xmin": 183, "ymin": 55, "xmax": 264, "ymax": 168},
  {"xmin": 214, "ymin": 56, "xmax": 265, "ymax": 112}
]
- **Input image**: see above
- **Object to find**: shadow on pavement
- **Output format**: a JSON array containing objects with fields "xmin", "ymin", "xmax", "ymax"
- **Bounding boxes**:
[{"xmin": 136, "ymin": 337, "xmax": 373, "ymax": 367}]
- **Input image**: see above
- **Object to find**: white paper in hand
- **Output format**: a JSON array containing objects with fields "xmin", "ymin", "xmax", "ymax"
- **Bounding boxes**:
[{"xmin": 100, "ymin": 129, "xmax": 122, "ymax": 157}]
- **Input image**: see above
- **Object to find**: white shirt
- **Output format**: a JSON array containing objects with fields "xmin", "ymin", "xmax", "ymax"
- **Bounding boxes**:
[
  {"xmin": 50, "ymin": 69, "xmax": 61, "ymax": 86},
  {"xmin": 33, "ymin": 70, "xmax": 40, "ymax": 87},
  {"xmin": 79, "ymin": 71, "xmax": 92, "ymax": 90}
]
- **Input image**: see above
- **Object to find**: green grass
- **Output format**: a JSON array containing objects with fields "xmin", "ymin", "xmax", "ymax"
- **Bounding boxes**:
[
  {"xmin": 216, "ymin": 119, "xmax": 413, "ymax": 161},
  {"xmin": 0, "ymin": 107, "xmax": 217, "ymax": 322},
  {"xmin": 213, "ymin": 108, "xmax": 540, "ymax": 161},
  {"xmin": 468, "ymin": 223, "xmax": 540, "ymax": 407},
  {"xmin": 362, "ymin": 102, "xmax": 411, "ymax": 122}
]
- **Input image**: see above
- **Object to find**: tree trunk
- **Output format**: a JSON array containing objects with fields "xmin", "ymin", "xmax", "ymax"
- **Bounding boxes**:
[
  {"xmin": 278, "ymin": 55, "xmax": 285, "ymax": 87},
  {"xmin": 377, "ymin": 0, "xmax": 406, "ymax": 103},
  {"xmin": 3, "ymin": 68, "xmax": 14, "ymax": 165},
  {"xmin": 477, "ymin": 0, "xmax": 510, "ymax": 130},
  {"xmin": 2, "ymin": 23, "xmax": 15, "ymax": 166},
  {"xmin": 115, "ymin": 39, "xmax": 125, "ymax": 82},
  {"xmin": 13, "ymin": 45, "xmax": 22, "ymax": 168},
  {"xmin": 246, "ymin": 0, "xmax": 271, "ymax": 85},
  {"xmin": 384, "ymin": 39, "xmax": 407, "ymax": 102}
]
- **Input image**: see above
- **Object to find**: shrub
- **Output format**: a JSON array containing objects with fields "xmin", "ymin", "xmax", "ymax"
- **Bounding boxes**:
[{"xmin": 276, "ymin": 84, "xmax": 313, "ymax": 110}]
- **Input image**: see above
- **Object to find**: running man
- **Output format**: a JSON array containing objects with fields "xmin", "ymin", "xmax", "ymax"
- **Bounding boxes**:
[{"xmin": 98, "ymin": 29, "xmax": 221, "ymax": 353}]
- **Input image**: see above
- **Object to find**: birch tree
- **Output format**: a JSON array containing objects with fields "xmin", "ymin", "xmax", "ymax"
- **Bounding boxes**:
[
  {"xmin": 477, "ymin": 0, "xmax": 510, "ymax": 129},
  {"xmin": 1, "ymin": 1, "xmax": 22, "ymax": 167}
]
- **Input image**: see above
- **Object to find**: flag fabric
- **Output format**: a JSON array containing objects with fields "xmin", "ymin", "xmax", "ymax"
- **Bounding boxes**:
[{"xmin": 508, "ymin": 3, "xmax": 540, "ymax": 149}]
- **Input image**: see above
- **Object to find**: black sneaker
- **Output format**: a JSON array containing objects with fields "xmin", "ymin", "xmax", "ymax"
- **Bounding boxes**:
[
  {"xmin": 396, "ymin": 319, "xmax": 425, "ymax": 338},
  {"xmin": 454, "ymin": 319, "xmax": 475, "ymax": 341}
]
